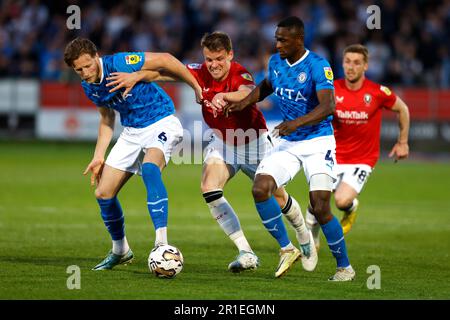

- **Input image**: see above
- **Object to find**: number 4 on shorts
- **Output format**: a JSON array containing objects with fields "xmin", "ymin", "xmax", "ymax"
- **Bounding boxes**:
[{"xmin": 325, "ymin": 150, "xmax": 334, "ymax": 168}]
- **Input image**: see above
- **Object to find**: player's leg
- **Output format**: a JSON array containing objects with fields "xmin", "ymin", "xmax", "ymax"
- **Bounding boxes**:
[
  {"xmin": 92, "ymin": 165, "xmax": 134, "ymax": 270},
  {"xmin": 334, "ymin": 164, "xmax": 371, "ymax": 234},
  {"xmin": 273, "ymin": 187, "xmax": 318, "ymax": 271},
  {"xmin": 142, "ymin": 148, "xmax": 169, "ymax": 247},
  {"xmin": 335, "ymin": 182, "xmax": 359, "ymax": 234},
  {"xmin": 309, "ymin": 174, "xmax": 354, "ymax": 281},
  {"xmin": 142, "ymin": 115, "xmax": 184, "ymax": 247},
  {"xmin": 201, "ymin": 159, "xmax": 258, "ymax": 272},
  {"xmin": 252, "ymin": 149, "xmax": 302, "ymax": 278},
  {"xmin": 302, "ymin": 139, "xmax": 354, "ymax": 281},
  {"xmin": 92, "ymin": 133, "xmax": 146, "ymax": 270},
  {"xmin": 305, "ymin": 204, "xmax": 321, "ymax": 251}
]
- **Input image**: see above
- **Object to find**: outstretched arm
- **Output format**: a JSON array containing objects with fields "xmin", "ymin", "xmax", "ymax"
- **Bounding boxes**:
[
  {"xmin": 274, "ymin": 89, "xmax": 335, "ymax": 137},
  {"xmin": 388, "ymin": 96, "xmax": 410, "ymax": 162},
  {"xmin": 106, "ymin": 70, "xmax": 177, "ymax": 97},
  {"xmin": 223, "ymin": 78, "xmax": 274, "ymax": 117},
  {"xmin": 142, "ymin": 52, "xmax": 202, "ymax": 103}
]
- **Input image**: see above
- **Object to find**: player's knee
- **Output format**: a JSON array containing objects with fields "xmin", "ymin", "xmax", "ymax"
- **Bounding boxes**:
[
  {"xmin": 334, "ymin": 195, "xmax": 353, "ymax": 211},
  {"xmin": 252, "ymin": 175, "xmax": 276, "ymax": 202},
  {"xmin": 94, "ymin": 188, "xmax": 114, "ymax": 200},
  {"xmin": 311, "ymin": 201, "xmax": 328, "ymax": 217}
]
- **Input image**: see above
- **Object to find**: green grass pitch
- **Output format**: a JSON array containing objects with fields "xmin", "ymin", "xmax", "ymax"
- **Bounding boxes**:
[{"xmin": 0, "ymin": 141, "xmax": 449, "ymax": 299}]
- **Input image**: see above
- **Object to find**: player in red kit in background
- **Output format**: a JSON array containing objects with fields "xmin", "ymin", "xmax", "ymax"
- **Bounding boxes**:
[
  {"xmin": 106, "ymin": 32, "xmax": 317, "ymax": 276},
  {"xmin": 306, "ymin": 44, "xmax": 410, "ymax": 248}
]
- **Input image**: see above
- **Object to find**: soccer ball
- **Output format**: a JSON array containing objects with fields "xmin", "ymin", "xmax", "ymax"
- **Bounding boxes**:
[{"xmin": 148, "ymin": 244, "xmax": 184, "ymax": 278}]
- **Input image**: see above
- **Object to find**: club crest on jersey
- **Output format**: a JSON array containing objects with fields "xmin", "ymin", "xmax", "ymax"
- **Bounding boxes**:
[
  {"xmin": 241, "ymin": 73, "xmax": 253, "ymax": 81},
  {"xmin": 125, "ymin": 54, "xmax": 141, "ymax": 65},
  {"xmin": 364, "ymin": 93, "xmax": 372, "ymax": 105},
  {"xmin": 324, "ymin": 67, "xmax": 334, "ymax": 80},
  {"xmin": 380, "ymin": 85, "xmax": 392, "ymax": 96},
  {"xmin": 297, "ymin": 72, "xmax": 307, "ymax": 83}
]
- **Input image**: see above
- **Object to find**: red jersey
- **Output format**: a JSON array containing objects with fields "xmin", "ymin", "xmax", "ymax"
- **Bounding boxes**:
[
  {"xmin": 333, "ymin": 78, "xmax": 397, "ymax": 168},
  {"xmin": 187, "ymin": 61, "xmax": 267, "ymax": 145}
]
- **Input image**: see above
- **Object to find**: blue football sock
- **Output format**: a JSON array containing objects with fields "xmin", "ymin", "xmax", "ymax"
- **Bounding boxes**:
[
  {"xmin": 321, "ymin": 216, "xmax": 350, "ymax": 268},
  {"xmin": 97, "ymin": 196, "xmax": 125, "ymax": 241},
  {"xmin": 142, "ymin": 162, "xmax": 168, "ymax": 230},
  {"xmin": 255, "ymin": 196, "xmax": 290, "ymax": 248}
]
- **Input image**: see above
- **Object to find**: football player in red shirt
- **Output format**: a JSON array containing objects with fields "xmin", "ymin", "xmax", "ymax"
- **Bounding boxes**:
[
  {"xmin": 306, "ymin": 44, "xmax": 410, "ymax": 247},
  {"xmin": 106, "ymin": 32, "xmax": 317, "ymax": 276}
]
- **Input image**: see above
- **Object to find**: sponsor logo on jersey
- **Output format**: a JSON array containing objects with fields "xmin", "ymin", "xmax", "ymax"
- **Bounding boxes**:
[
  {"xmin": 274, "ymin": 87, "xmax": 307, "ymax": 102},
  {"xmin": 273, "ymin": 69, "xmax": 280, "ymax": 77},
  {"xmin": 364, "ymin": 93, "xmax": 372, "ymax": 105},
  {"xmin": 241, "ymin": 73, "xmax": 253, "ymax": 81},
  {"xmin": 380, "ymin": 85, "xmax": 392, "ymax": 96},
  {"xmin": 297, "ymin": 72, "xmax": 307, "ymax": 83},
  {"xmin": 187, "ymin": 63, "xmax": 202, "ymax": 69},
  {"xmin": 125, "ymin": 54, "xmax": 141, "ymax": 65},
  {"xmin": 324, "ymin": 67, "xmax": 334, "ymax": 80},
  {"xmin": 336, "ymin": 110, "xmax": 369, "ymax": 120}
]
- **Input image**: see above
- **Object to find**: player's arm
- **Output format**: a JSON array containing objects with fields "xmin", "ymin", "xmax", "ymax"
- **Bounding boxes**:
[
  {"xmin": 274, "ymin": 89, "xmax": 335, "ymax": 137},
  {"xmin": 388, "ymin": 96, "xmax": 410, "ymax": 161},
  {"xmin": 211, "ymin": 84, "xmax": 255, "ymax": 110},
  {"xmin": 223, "ymin": 78, "xmax": 274, "ymax": 117},
  {"xmin": 106, "ymin": 70, "xmax": 178, "ymax": 97},
  {"xmin": 83, "ymin": 107, "xmax": 115, "ymax": 186},
  {"xmin": 142, "ymin": 52, "xmax": 202, "ymax": 103}
]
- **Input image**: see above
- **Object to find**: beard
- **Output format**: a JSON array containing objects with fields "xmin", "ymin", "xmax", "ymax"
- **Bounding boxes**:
[{"xmin": 346, "ymin": 73, "xmax": 362, "ymax": 83}]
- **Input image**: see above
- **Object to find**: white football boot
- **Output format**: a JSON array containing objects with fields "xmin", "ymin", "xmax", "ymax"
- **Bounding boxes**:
[{"xmin": 228, "ymin": 251, "xmax": 259, "ymax": 273}]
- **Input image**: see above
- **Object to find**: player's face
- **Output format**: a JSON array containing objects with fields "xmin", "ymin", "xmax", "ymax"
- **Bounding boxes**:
[
  {"xmin": 343, "ymin": 53, "xmax": 368, "ymax": 83},
  {"xmin": 72, "ymin": 53, "xmax": 101, "ymax": 83},
  {"xmin": 203, "ymin": 47, "xmax": 233, "ymax": 81},
  {"xmin": 275, "ymin": 27, "xmax": 302, "ymax": 60}
]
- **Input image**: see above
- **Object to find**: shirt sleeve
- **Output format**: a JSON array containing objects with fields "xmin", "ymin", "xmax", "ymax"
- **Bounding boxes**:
[
  {"xmin": 112, "ymin": 52, "xmax": 145, "ymax": 73},
  {"xmin": 312, "ymin": 57, "xmax": 335, "ymax": 91},
  {"xmin": 379, "ymin": 85, "xmax": 397, "ymax": 109},
  {"xmin": 231, "ymin": 65, "xmax": 255, "ymax": 90},
  {"xmin": 186, "ymin": 63, "xmax": 202, "ymax": 85}
]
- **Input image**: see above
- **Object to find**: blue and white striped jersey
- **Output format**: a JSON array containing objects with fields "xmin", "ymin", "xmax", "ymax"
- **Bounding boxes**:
[
  {"xmin": 267, "ymin": 49, "xmax": 335, "ymax": 141},
  {"xmin": 82, "ymin": 52, "xmax": 174, "ymax": 128}
]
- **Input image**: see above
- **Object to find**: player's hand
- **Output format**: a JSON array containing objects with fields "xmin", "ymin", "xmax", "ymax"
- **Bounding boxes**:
[
  {"xmin": 273, "ymin": 119, "xmax": 299, "ymax": 137},
  {"xmin": 194, "ymin": 85, "xmax": 203, "ymax": 104},
  {"xmin": 389, "ymin": 142, "xmax": 409, "ymax": 163},
  {"xmin": 83, "ymin": 158, "xmax": 105, "ymax": 187},
  {"xmin": 106, "ymin": 72, "xmax": 139, "ymax": 98},
  {"xmin": 223, "ymin": 98, "xmax": 246, "ymax": 117},
  {"xmin": 211, "ymin": 93, "xmax": 227, "ymax": 113}
]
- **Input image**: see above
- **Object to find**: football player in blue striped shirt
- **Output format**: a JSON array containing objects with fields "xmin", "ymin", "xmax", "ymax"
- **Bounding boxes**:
[
  {"xmin": 64, "ymin": 37, "xmax": 202, "ymax": 270},
  {"xmin": 224, "ymin": 17, "xmax": 355, "ymax": 281}
]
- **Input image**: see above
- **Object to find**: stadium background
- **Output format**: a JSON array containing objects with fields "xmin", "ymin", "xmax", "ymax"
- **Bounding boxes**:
[{"xmin": 0, "ymin": 0, "xmax": 449, "ymax": 300}]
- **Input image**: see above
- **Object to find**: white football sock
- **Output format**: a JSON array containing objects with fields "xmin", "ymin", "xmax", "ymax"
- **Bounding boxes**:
[
  {"xmin": 281, "ymin": 242, "xmax": 295, "ymax": 251},
  {"xmin": 112, "ymin": 236, "xmax": 130, "ymax": 255},
  {"xmin": 229, "ymin": 230, "xmax": 253, "ymax": 253},
  {"xmin": 155, "ymin": 227, "xmax": 168, "ymax": 247},
  {"xmin": 207, "ymin": 197, "xmax": 253, "ymax": 252},
  {"xmin": 283, "ymin": 197, "xmax": 310, "ymax": 244},
  {"xmin": 305, "ymin": 208, "xmax": 318, "ymax": 229}
]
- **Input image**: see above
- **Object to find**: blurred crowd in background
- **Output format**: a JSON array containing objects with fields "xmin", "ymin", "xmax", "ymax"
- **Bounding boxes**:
[{"xmin": 0, "ymin": 0, "xmax": 449, "ymax": 88}]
